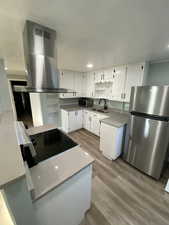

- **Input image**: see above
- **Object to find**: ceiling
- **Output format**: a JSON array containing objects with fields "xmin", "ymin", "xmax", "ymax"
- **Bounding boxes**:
[{"xmin": 1, "ymin": 0, "xmax": 169, "ymax": 72}]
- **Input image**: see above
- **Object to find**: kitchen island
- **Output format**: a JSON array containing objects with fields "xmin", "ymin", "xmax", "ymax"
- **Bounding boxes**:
[
  {"xmin": 1, "ymin": 115, "xmax": 94, "ymax": 225},
  {"xmin": 26, "ymin": 125, "xmax": 94, "ymax": 225}
]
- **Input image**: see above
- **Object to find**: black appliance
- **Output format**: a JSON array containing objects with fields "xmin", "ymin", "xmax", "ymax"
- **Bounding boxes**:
[
  {"xmin": 22, "ymin": 128, "xmax": 78, "ymax": 168},
  {"xmin": 78, "ymin": 98, "xmax": 93, "ymax": 107}
]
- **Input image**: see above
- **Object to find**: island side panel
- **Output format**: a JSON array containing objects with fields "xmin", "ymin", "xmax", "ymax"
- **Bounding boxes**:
[
  {"xmin": 3, "ymin": 177, "xmax": 37, "ymax": 225},
  {"xmin": 34, "ymin": 165, "xmax": 92, "ymax": 225}
]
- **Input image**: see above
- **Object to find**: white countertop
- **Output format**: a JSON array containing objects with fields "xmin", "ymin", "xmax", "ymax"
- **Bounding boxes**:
[
  {"xmin": 0, "ymin": 111, "xmax": 25, "ymax": 188},
  {"xmin": 100, "ymin": 111, "xmax": 129, "ymax": 128},
  {"xmin": 26, "ymin": 124, "xmax": 58, "ymax": 136},
  {"xmin": 26, "ymin": 125, "xmax": 94, "ymax": 201},
  {"xmin": 61, "ymin": 105, "xmax": 129, "ymax": 127},
  {"xmin": 30, "ymin": 146, "xmax": 94, "ymax": 201}
]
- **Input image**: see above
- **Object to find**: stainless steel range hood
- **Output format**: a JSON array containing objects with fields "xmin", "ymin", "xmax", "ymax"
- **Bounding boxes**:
[{"xmin": 23, "ymin": 20, "xmax": 71, "ymax": 93}]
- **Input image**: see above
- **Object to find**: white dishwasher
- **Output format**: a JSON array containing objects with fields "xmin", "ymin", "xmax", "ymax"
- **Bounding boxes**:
[{"xmin": 100, "ymin": 122, "xmax": 124, "ymax": 160}]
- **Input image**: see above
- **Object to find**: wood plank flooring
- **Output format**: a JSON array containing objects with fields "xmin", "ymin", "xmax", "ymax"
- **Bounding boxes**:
[{"xmin": 69, "ymin": 129, "xmax": 169, "ymax": 225}]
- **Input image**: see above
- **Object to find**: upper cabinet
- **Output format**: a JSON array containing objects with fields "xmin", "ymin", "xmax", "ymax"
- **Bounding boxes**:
[
  {"xmin": 60, "ymin": 70, "xmax": 74, "ymax": 90},
  {"xmin": 58, "ymin": 62, "xmax": 149, "ymax": 101},
  {"xmin": 123, "ymin": 62, "xmax": 148, "ymax": 102},
  {"xmin": 103, "ymin": 69, "xmax": 114, "ymax": 83},
  {"xmin": 110, "ymin": 66, "xmax": 126, "ymax": 102},
  {"xmin": 86, "ymin": 72, "xmax": 95, "ymax": 98},
  {"xmin": 74, "ymin": 71, "xmax": 83, "ymax": 97},
  {"xmin": 94, "ymin": 69, "xmax": 113, "ymax": 83},
  {"xmin": 94, "ymin": 71, "xmax": 103, "ymax": 83},
  {"xmin": 59, "ymin": 70, "xmax": 74, "ymax": 98},
  {"xmin": 59, "ymin": 70, "xmax": 83, "ymax": 98}
]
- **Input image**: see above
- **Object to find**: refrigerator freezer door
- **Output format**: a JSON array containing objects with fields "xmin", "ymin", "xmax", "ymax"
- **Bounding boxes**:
[
  {"xmin": 123, "ymin": 115, "xmax": 169, "ymax": 179},
  {"xmin": 130, "ymin": 86, "xmax": 169, "ymax": 117}
]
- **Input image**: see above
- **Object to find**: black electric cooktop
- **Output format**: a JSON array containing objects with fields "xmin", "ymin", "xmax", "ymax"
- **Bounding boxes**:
[{"xmin": 22, "ymin": 128, "xmax": 78, "ymax": 168}]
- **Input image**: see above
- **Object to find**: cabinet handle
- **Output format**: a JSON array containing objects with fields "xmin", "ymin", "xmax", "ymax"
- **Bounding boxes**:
[
  {"xmin": 124, "ymin": 93, "xmax": 126, "ymax": 99},
  {"xmin": 121, "ymin": 93, "xmax": 123, "ymax": 99}
]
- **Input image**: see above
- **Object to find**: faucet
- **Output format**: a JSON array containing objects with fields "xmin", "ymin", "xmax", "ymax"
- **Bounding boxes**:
[{"xmin": 99, "ymin": 98, "xmax": 108, "ymax": 110}]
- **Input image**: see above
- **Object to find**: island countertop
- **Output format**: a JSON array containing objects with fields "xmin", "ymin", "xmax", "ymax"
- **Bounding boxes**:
[
  {"xmin": 30, "ymin": 146, "xmax": 94, "ymax": 201},
  {"xmin": 26, "ymin": 126, "xmax": 94, "ymax": 201}
]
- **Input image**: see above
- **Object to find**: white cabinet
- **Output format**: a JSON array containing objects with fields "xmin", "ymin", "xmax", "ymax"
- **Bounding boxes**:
[
  {"xmin": 110, "ymin": 66, "xmax": 126, "ymax": 102},
  {"xmin": 83, "ymin": 110, "xmax": 91, "ymax": 131},
  {"xmin": 94, "ymin": 69, "xmax": 113, "ymax": 83},
  {"xmin": 74, "ymin": 72, "xmax": 83, "ymax": 97},
  {"xmin": 59, "ymin": 71, "xmax": 83, "ymax": 98},
  {"xmin": 100, "ymin": 122, "xmax": 124, "ymax": 160},
  {"xmin": 94, "ymin": 71, "xmax": 103, "ymax": 83},
  {"xmin": 103, "ymin": 69, "xmax": 113, "ymax": 83},
  {"xmin": 86, "ymin": 72, "xmax": 95, "ymax": 98},
  {"xmin": 60, "ymin": 71, "xmax": 74, "ymax": 98},
  {"xmin": 59, "ymin": 62, "xmax": 148, "ymax": 102},
  {"xmin": 83, "ymin": 110, "xmax": 109, "ymax": 136},
  {"xmin": 123, "ymin": 63, "xmax": 148, "ymax": 102},
  {"xmin": 61, "ymin": 109, "xmax": 83, "ymax": 133},
  {"xmin": 82, "ymin": 73, "xmax": 87, "ymax": 97},
  {"xmin": 90, "ymin": 113, "xmax": 101, "ymax": 136}
]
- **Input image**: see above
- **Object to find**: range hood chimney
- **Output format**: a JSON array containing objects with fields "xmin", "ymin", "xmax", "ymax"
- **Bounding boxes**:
[{"xmin": 23, "ymin": 20, "xmax": 71, "ymax": 93}]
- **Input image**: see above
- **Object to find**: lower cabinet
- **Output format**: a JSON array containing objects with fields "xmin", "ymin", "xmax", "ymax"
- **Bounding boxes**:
[
  {"xmin": 100, "ymin": 122, "xmax": 124, "ymax": 160},
  {"xmin": 83, "ymin": 110, "xmax": 91, "ymax": 131},
  {"xmin": 61, "ymin": 109, "xmax": 109, "ymax": 137},
  {"xmin": 61, "ymin": 109, "xmax": 83, "ymax": 133},
  {"xmin": 90, "ymin": 114, "xmax": 100, "ymax": 136},
  {"xmin": 82, "ymin": 110, "xmax": 108, "ymax": 136}
]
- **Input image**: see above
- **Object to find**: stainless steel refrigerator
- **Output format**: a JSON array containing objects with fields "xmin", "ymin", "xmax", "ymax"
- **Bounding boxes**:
[{"xmin": 123, "ymin": 86, "xmax": 169, "ymax": 179}]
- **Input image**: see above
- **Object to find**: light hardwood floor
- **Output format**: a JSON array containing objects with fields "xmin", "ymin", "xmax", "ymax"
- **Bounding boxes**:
[{"xmin": 69, "ymin": 129, "xmax": 169, "ymax": 225}]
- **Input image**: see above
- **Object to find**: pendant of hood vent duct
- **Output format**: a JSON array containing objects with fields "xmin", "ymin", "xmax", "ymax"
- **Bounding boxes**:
[{"xmin": 23, "ymin": 20, "xmax": 74, "ymax": 93}]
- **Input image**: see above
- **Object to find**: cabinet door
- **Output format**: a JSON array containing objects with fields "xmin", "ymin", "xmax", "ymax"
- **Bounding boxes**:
[
  {"xmin": 91, "ymin": 113, "xmax": 100, "ymax": 136},
  {"xmin": 75, "ymin": 110, "xmax": 83, "ymax": 130},
  {"xmin": 68, "ymin": 111, "xmax": 76, "ymax": 132},
  {"xmin": 94, "ymin": 71, "xmax": 103, "ymax": 83},
  {"xmin": 100, "ymin": 123, "xmax": 115, "ymax": 155},
  {"xmin": 103, "ymin": 69, "xmax": 113, "ymax": 82},
  {"xmin": 74, "ymin": 72, "xmax": 82, "ymax": 97},
  {"xmin": 111, "ymin": 66, "xmax": 126, "ymax": 102},
  {"xmin": 86, "ymin": 72, "xmax": 95, "ymax": 98},
  {"xmin": 100, "ymin": 122, "xmax": 123, "ymax": 160},
  {"xmin": 82, "ymin": 110, "xmax": 87, "ymax": 128},
  {"xmin": 60, "ymin": 71, "xmax": 74, "ymax": 89},
  {"xmin": 83, "ymin": 110, "xmax": 91, "ymax": 130},
  {"xmin": 124, "ymin": 63, "xmax": 145, "ymax": 102},
  {"xmin": 82, "ymin": 74, "xmax": 87, "ymax": 97},
  {"xmin": 60, "ymin": 70, "xmax": 75, "ymax": 98}
]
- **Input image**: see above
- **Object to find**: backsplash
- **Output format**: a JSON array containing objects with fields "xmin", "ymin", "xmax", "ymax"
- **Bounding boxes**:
[
  {"xmin": 59, "ymin": 98, "xmax": 79, "ymax": 106},
  {"xmin": 94, "ymin": 99, "xmax": 129, "ymax": 112}
]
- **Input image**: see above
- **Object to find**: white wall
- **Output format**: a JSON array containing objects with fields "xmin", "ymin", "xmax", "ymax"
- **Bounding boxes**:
[
  {"xmin": 147, "ymin": 61, "xmax": 169, "ymax": 85},
  {"xmin": 0, "ymin": 59, "xmax": 12, "ymax": 113}
]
